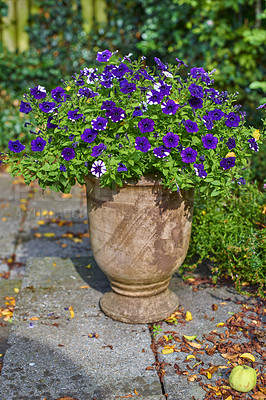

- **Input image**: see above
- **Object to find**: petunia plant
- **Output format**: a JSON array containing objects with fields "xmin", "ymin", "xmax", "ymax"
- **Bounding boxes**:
[{"xmin": 4, "ymin": 49, "xmax": 265, "ymax": 197}]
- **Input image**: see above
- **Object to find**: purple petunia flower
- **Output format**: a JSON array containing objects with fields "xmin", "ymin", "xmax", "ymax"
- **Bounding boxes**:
[
  {"xmin": 51, "ymin": 86, "xmax": 66, "ymax": 102},
  {"xmin": 161, "ymin": 99, "xmax": 179, "ymax": 115},
  {"xmin": 194, "ymin": 163, "xmax": 207, "ymax": 178},
  {"xmin": 8, "ymin": 140, "xmax": 25, "ymax": 153},
  {"xmin": 119, "ymin": 79, "xmax": 136, "ymax": 94},
  {"xmin": 184, "ymin": 119, "xmax": 199, "ymax": 133},
  {"xmin": 47, "ymin": 116, "xmax": 58, "ymax": 129},
  {"xmin": 199, "ymin": 155, "xmax": 205, "ymax": 161},
  {"xmin": 78, "ymin": 87, "xmax": 98, "ymax": 98},
  {"xmin": 68, "ymin": 109, "xmax": 84, "ymax": 121},
  {"xmin": 220, "ymin": 157, "xmax": 236, "ymax": 170},
  {"xmin": 225, "ymin": 112, "xmax": 240, "ymax": 128},
  {"xmin": 188, "ymin": 97, "xmax": 203, "ymax": 110},
  {"xmin": 237, "ymin": 177, "xmax": 246, "ymax": 185},
  {"xmin": 135, "ymin": 136, "xmax": 151, "ymax": 152},
  {"xmin": 226, "ymin": 137, "xmax": 236, "ymax": 150},
  {"xmin": 202, "ymin": 134, "xmax": 218, "ymax": 150},
  {"xmin": 181, "ymin": 147, "xmax": 198, "ymax": 163},
  {"xmin": 247, "ymin": 138, "xmax": 259, "ymax": 152},
  {"xmin": 30, "ymin": 85, "xmax": 46, "ymax": 99},
  {"xmin": 154, "ymin": 81, "xmax": 172, "ymax": 96},
  {"xmin": 91, "ymin": 160, "xmax": 107, "ymax": 177},
  {"xmin": 96, "ymin": 49, "xmax": 112, "ymax": 63},
  {"xmin": 20, "ymin": 101, "xmax": 32, "ymax": 114},
  {"xmin": 202, "ymin": 115, "xmax": 214, "ymax": 130},
  {"xmin": 188, "ymin": 83, "xmax": 204, "ymax": 98},
  {"xmin": 69, "ymin": 134, "xmax": 75, "ymax": 141},
  {"xmin": 108, "ymin": 107, "xmax": 126, "ymax": 122},
  {"xmin": 138, "ymin": 118, "xmax": 155, "ymax": 133},
  {"xmin": 257, "ymin": 103, "xmax": 266, "ymax": 109},
  {"xmin": 31, "ymin": 137, "xmax": 46, "ymax": 152},
  {"xmin": 91, "ymin": 116, "xmax": 108, "ymax": 131},
  {"xmin": 61, "ymin": 147, "xmax": 75, "ymax": 161},
  {"xmin": 91, "ymin": 143, "xmax": 107, "ymax": 157},
  {"xmin": 153, "ymin": 145, "xmax": 170, "ymax": 158},
  {"xmin": 101, "ymin": 100, "xmax": 116, "ymax": 111},
  {"xmin": 117, "ymin": 162, "xmax": 127, "ymax": 172},
  {"xmin": 60, "ymin": 164, "xmax": 66, "ymax": 172},
  {"xmin": 81, "ymin": 128, "xmax": 98, "ymax": 143},
  {"xmin": 190, "ymin": 67, "xmax": 205, "ymax": 79},
  {"xmin": 175, "ymin": 57, "xmax": 188, "ymax": 68},
  {"xmin": 139, "ymin": 69, "xmax": 155, "ymax": 82},
  {"xmin": 154, "ymin": 57, "xmax": 167, "ymax": 70},
  {"xmin": 39, "ymin": 101, "xmax": 56, "ymax": 113},
  {"xmin": 208, "ymin": 109, "xmax": 224, "ymax": 121},
  {"xmin": 146, "ymin": 90, "xmax": 164, "ymax": 105},
  {"xmin": 112, "ymin": 63, "xmax": 130, "ymax": 78},
  {"xmin": 132, "ymin": 106, "xmax": 143, "ymax": 117},
  {"xmin": 163, "ymin": 132, "xmax": 179, "ymax": 148}
]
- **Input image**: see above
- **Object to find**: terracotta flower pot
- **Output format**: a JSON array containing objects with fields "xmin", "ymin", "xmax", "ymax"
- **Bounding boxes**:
[{"xmin": 85, "ymin": 175, "xmax": 194, "ymax": 324}]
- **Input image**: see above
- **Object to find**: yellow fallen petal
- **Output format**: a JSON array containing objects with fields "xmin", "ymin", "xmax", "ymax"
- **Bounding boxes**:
[
  {"xmin": 14, "ymin": 288, "xmax": 20, "ymax": 293},
  {"xmin": 69, "ymin": 306, "xmax": 74, "ymax": 318},
  {"xmin": 184, "ymin": 335, "xmax": 197, "ymax": 341},
  {"xmin": 240, "ymin": 352, "xmax": 255, "ymax": 362},
  {"xmin": 185, "ymin": 311, "xmax": 193, "ymax": 321},
  {"xmin": 206, "ymin": 371, "xmax": 212, "ymax": 379},
  {"xmin": 162, "ymin": 348, "xmax": 174, "ymax": 354},
  {"xmin": 186, "ymin": 355, "xmax": 196, "ymax": 360},
  {"xmin": 37, "ymin": 220, "xmax": 45, "ymax": 225},
  {"xmin": 163, "ymin": 335, "xmax": 169, "ymax": 341},
  {"xmin": 216, "ymin": 322, "xmax": 225, "ymax": 327}
]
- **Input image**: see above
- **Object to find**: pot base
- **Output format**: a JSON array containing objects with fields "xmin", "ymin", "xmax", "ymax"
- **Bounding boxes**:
[{"xmin": 100, "ymin": 289, "xmax": 179, "ymax": 324}]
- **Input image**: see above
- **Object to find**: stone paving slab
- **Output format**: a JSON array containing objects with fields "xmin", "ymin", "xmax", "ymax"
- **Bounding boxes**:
[{"xmin": 0, "ymin": 257, "xmax": 163, "ymax": 400}]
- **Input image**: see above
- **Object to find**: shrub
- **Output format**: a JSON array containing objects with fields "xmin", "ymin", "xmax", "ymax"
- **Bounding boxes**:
[{"xmin": 183, "ymin": 181, "xmax": 266, "ymax": 298}]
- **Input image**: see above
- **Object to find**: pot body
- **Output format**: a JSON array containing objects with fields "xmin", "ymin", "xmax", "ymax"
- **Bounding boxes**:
[{"xmin": 86, "ymin": 176, "xmax": 194, "ymax": 323}]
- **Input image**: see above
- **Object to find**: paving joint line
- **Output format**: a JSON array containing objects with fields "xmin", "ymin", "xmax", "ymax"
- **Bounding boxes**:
[{"xmin": 148, "ymin": 323, "xmax": 168, "ymax": 399}]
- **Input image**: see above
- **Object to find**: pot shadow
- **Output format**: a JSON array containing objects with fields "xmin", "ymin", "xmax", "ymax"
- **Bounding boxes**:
[
  {"xmin": 1, "ymin": 331, "xmax": 159, "ymax": 400},
  {"xmin": 71, "ymin": 255, "xmax": 111, "ymax": 295}
]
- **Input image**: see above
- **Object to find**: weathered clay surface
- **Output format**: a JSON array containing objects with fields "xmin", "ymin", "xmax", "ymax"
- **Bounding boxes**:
[{"xmin": 86, "ymin": 176, "xmax": 194, "ymax": 323}]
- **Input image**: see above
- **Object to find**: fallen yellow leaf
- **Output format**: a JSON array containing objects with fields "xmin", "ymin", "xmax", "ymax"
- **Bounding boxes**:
[
  {"xmin": 34, "ymin": 233, "xmax": 42, "ymax": 238},
  {"xmin": 240, "ymin": 352, "xmax": 255, "ymax": 362},
  {"xmin": 163, "ymin": 335, "xmax": 169, "ymax": 341},
  {"xmin": 29, "ymin": 317, "xmax": 39, "ymax": 321},
  {"xmin": 37, "ymin": 220, "xmax": 45, "ymax": 225},
  {"xmin": 186, "ymin": 355, "xmax": 196, "ymax": 360},
  {"xmin": 73, "ymin": 238, "xmax": 83, "ymax": 243},
  {"xmin": 225, "ymin": 396, "xmax": 232, "ymax": 400},
  {"xmin": 53, "ymin": 262, "xmax": 57, "ymax": 266},
  {"xmin": 185, "ymin": 311, "xmax": 193, "ymax": 321},
  {"xmin": 206, "ymin": 371, "xmax": 212, "ymax": 379},
  {"xmin": 134, "ymin": 389, "xmax": 139, "ymax": 395},
  {"xmin": 14, "ymin": 288, "xmax": 19, "ymax": 293},
  {"xmin": 184, "ymin": 335, "xmax": 197, "ymax": 341},
  {"xmin": 1, "ymin": 217, "xmax": 7, "ymax": 221},
  {"xmin": 217, "ymin": 322, "xmax": 225, "ymax": 327},
  {"xmin": 162, "ymin": 348, "xmax": 174, "ymax": 354},
  {"xmin": 80, "ymin": 285, "xmax": 90, "ymax": 289},
  {"xmin": 43, "ymin": 232, "xmax": 55, "ymax": 238}
]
